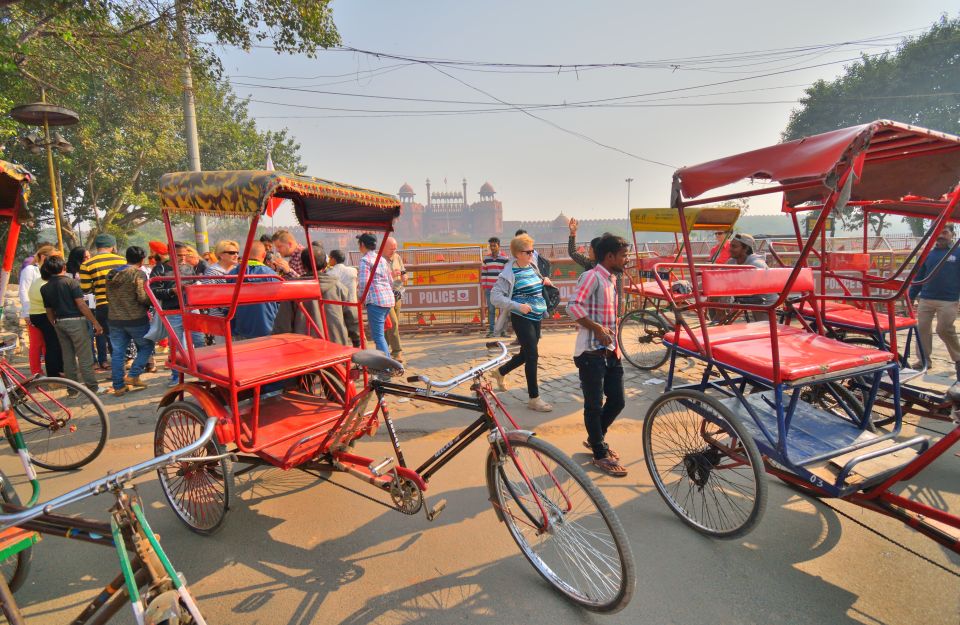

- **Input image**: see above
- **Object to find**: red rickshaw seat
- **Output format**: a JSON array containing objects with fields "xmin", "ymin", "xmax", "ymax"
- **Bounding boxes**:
[
  {"xmin": 664, "ymin": 321, "xmax": 804, "ymax": 351},
  {"xmin": 711, "ymin": 333, "xmax": 894, "ymax": 382},
  {"xmin": 624, "ymin": 281, "xmax": 668, "ymax": 299},
  {"xmin": 799, "ymin": 302, "xmax": 916, "ymax": 331},
  {"xmin": 190, "ymin": 333, "xmax": 356, "ymax": 387}
]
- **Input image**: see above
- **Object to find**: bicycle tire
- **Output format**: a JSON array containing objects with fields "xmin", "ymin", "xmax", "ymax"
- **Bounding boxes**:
[
  {"xmin": 643, "ymin": 389, "xmax": 767, "ymax": 539},
  {"xmin": 486, "ymin": 434, "xmax": 635, "ymax": 613},
  {"xmin": 0, "ymin": 470, "xmax": 31, "ymax": 593},
  {"xmin": 9, "ymin": 376, "xmax": 109, "ymax": 471},
  {"xmin": 154, "ymin": 402, "xmax": 233, "ymax": 535},
  {"xmin": 618, "ymin": 309, "xmax": 671, "ymax": 370}
]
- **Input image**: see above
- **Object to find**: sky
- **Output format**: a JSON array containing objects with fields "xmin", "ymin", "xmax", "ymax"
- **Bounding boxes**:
[{"xmin": 214, "ymin": 1, "xmax": 954, "ymax": 226}]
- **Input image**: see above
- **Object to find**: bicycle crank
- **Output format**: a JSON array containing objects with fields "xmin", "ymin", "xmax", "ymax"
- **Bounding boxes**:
[{"xmin": 389, "ymin": 476, "xmax": 423, "ymax": 515}]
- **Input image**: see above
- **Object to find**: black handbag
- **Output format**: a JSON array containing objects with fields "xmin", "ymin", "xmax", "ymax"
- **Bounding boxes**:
[{"xmin": 542, "ymin": 283, "xmax": 561, "ymax": 314}]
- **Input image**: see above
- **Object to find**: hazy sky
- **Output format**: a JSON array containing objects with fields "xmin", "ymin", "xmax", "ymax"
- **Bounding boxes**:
[{"xmin": 215, "ymin": 1, "xmax": 954, "ymax": 226}]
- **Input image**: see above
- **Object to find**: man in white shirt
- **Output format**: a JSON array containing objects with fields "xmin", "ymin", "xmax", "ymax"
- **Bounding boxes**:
[{"xmin": 326, "ymin": 249, "xmax": 360, "ymax": 347}]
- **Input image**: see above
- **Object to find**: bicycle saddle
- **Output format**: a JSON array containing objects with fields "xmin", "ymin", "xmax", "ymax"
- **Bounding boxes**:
[{"xmin": 351, "ymin": 350, "xmax": 404, "ymax": 373}]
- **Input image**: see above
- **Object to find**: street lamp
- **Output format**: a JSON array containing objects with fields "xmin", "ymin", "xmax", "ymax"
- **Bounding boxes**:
[
  {"xmin": 625, "ymin": 177, "xmax": 634, "ymax": 211},
  {"xmin": 9, "ymin": 92, "xmax": 80, "ymax": 254}
]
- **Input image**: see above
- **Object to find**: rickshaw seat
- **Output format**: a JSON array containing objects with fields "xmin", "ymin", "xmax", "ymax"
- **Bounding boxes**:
[
  {"xmin": 700, "ymin": 267, "xmax": 814, "ymax": 297},
  {"xmin": 711, "ymin": 332, "xmax": 894, "ymax": 382},
  {"xmin": 192, "ymin": 333, "xmax": 356, "ymax": 387},
  {"xmin": 799, "ymin": 302, "xmax": 916, "ymax": 331},
  {"xmin": 185, "ymin": 280, "xmax": 321, "ymax": 308},
  {"xmin": 624, "ymin": 281, "xmax": 667, "ymax": 299},
  {"xmin": 663, "ymin": 321, "xmax": 804, "ymax": 351}
]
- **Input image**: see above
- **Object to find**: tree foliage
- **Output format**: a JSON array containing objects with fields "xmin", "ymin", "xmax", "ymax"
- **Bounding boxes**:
[
  {"xmin": 0, "ymin": 0, "xmax": 336, "ymax": 251},
  {"xmin": 782, "ymin": 15, "xmax": 960, "ymax": 236}
]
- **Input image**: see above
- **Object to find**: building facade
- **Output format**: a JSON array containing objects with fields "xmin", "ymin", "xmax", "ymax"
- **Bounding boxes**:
[{"xmin": 395, "ymin": 179, "xmax": 503, "ymax": 242}]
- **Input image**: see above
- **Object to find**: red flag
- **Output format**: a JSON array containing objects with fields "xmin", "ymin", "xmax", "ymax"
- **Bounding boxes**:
[{"xmin": 264, "ymin": 151, "xmax": 283, "ymax": 217}]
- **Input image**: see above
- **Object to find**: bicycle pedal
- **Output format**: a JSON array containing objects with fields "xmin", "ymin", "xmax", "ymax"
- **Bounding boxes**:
[
  {"xmin": 425, "ymin": 498, "xmax": 447, "ymax": 522},
  {"xmin": 368, "ymin": 457, "xmax": 395, "ymax": 477}
]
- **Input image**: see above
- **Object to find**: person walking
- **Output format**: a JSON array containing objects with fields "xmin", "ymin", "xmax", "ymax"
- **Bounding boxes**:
[
  {"xmin": 490, "ymin": 233, "xmax": 554, "ymax": 412},
  {"xmin": 481, "ymin": 237, "xmax": 509, "ymax": 338},
  {"xmin": 383, "ymin": 236, "xmax": 405, "ymax": 362},
  {"xmin": 909, "ymin": 224, "xmax": 960, "ymax": 377},
  {"xmin": 19, "ymin": 245, "xmax": 57, "ymax": 376},
  {"xmin": 357, "ymin": 233, "xmax": 395, "ymax": 356},
  {"xmin": 569, "ymin": 234, "xmax": 630, "ymax": 477},
  {"xmin": 79, "ymin": 234, "xmax": 126, "ymax": 371},
  {"xmin": 568, "ymin": 218, "xmax": 624, "ymax": 314},
  {"xmin": 40, "ymin": 256, "xmax": 105, "ymax": 394},
  {"xmin": 327, "ymin": 249, "xmax": 361, "ymax": 347},
  {"xmin": 105, "ymin": 246, "xmax": 155, "ymax": 395}
]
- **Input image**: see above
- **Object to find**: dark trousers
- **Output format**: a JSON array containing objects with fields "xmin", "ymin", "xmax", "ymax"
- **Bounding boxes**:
[
  {"xmin": 94, "ymin": 305, "xmax": 110, "ymax": 366},
  {"xmin": 29, "ymin": 313, "xmax": 62, "ymax": 377},
  {"xmin": 499, "ymin": 315, "xmax": 541, "ymax": 398},
  {"xmin": 575, "ymin": 351, "xmax": 626, "ymax": 459}
]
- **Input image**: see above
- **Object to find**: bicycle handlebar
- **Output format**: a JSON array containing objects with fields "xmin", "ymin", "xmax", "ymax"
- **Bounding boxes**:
[
  {"xmin": 404, "ymin": 342, "xmax": 510, "ymax": 389},
  {"xmin": 0, "ymin": 417, "xmax": 219, "ymax": 530}
]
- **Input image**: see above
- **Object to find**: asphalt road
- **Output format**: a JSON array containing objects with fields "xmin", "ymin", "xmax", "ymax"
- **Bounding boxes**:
[{"xmin": 1, "ymin": 331, "xmax": 957, "ymax": 625}]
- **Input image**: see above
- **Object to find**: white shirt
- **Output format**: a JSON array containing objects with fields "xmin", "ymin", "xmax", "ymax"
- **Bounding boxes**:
[
  {"xmin": 326, "ymin": 263, "xmax": 358, "ymax": 303},
  {"xmin": 18, "ymin": 264, "xmax": 39, "ymax": 319}
]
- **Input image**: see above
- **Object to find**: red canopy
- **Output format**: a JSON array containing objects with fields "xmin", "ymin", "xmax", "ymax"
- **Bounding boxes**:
[{"xmin": 673, "ymin": 121, "xmax": 960, "ymax": 214}]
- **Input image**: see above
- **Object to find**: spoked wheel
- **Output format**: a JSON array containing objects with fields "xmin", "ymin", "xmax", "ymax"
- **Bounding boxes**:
[
  {"xmin": 154, "ymin": 402, "xmax": 233, "ymax": 534},
  {"xmin": 9, "ymin": 376, "xmax": 109, "ymax": 471},
  {"xmin": 486, "ymin": 435, "xmax": 635, "ymax": 613},
  {"xmin": 0, "ymin": 471, "xmax": 31, "ymax": 592},
  {"xmin": 797, "ymin": 382, "xmax": 866, "ymax": 428},
  {"xmin": 643, "ymin": 389, "xmax": 767, "ymax": 539},
  {"xmin": 618, "ymin": 309, "xmax": 671, "ymax": 370}
]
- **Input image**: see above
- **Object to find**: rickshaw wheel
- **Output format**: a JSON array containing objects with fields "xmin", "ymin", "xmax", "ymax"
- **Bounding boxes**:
[
  {"xmin": 618, "ymin": 310, "xmax": 671, "ymax": 370},
  {"xmin": 155, "ymin": 402, "xmax": 234, "ymax": 535},
  {"xmin": 0, "ymin": 470, "xmax": 31, "ymax": 592},
  {"xmin": 643, "ymin": 389, "xmax": 766, "ymax": 539}
]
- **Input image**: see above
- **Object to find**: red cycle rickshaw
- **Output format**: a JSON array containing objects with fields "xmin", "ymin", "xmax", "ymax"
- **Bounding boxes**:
[
  {"xmin": 642, "ymin": 120, "xmax": 960, "ymax": 554},
  {"xmin": 148, "ymin": 170, "xmax": 635, "ymax": 612}
]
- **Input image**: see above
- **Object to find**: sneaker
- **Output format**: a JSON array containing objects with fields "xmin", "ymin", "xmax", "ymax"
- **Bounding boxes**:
[
  {"xmin": 492, "ymin": 369, "xmax": 508, "ymax": 392},
  {"xmin": 124, "ymin": 375, "xmax": 147, "ymax": 391},
  {"xmin": 527, "ymin": 397, "xmax": 553, "ymax": 412},
  {"xmin": 167, "ymin": 378, "xmax": 180, "ymax": 388},
  {"xmin": 92, "ymin": 386, "xmax": 110, "ymax": 396}
]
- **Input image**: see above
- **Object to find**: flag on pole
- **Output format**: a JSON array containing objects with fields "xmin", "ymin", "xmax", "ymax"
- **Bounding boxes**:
[{"xmin": 265, "ymin": 150, "xmax": 283, "ymax": 218}]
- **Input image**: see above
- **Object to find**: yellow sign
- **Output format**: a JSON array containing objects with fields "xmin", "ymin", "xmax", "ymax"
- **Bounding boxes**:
[{"xmin": 630, "ymin": 207, "xmax": 740, "ymax": 233}]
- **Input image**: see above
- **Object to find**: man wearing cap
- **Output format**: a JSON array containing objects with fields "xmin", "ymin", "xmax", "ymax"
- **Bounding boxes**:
[
  {"xmin": 726, "ymin": 233, "xmax": 776, "ymax": 318},
  {"xmin": 80, "ymin": 234, "xmax": 127, "ymax": 370}
]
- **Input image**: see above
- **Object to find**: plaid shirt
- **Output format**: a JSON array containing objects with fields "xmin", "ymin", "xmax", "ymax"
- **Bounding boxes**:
[
  {"xmin": 286, "ymin": 244, "xmax": 305, "ymax": 277},
  {"xmin": 358, "ymin": 251, "xmax": 396, "ymax": 308},
  {"xmin": 567, "ymin": 264, "xmax": 619, "ymax": 357}
]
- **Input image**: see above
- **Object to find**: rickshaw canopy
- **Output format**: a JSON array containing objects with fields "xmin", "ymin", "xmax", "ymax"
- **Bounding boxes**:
[
  {"xmin": 0, "ymin": 160, "xmax": 31, "ymax": 221},
  {"xmin": 159, "ymin": 170, "xmax": 401, "ymax": 228},
  {"xmin": 672, "ymin": 121, "xmax": 960, "ymax": 218},
  {"xmin": 630, "ymin": 206, "xmax": 740, "ymax": 233}
]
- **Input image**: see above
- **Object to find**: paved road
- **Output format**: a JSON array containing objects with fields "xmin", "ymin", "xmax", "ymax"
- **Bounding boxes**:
[{"xmin": 1, "ymin": 330, "xmax": 958, "ymax": 624}]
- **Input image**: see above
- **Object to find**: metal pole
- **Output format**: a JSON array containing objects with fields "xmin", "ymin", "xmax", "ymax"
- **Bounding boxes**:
[
  {"xmin": 625, "ymin": 177, "xmax": 634, "ymax": 211},
  {"xmin": 175, "ymin": 0, "xmax": 208, "ymax": 253},
  {"xmin": 43, "ymin": 117, "xmax": 64, "ymax": 255}
]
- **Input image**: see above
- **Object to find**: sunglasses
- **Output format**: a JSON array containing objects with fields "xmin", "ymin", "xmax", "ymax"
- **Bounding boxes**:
[
  {"xmin": 519, "ymin": 249, "xmax": 535, "ymax": 255},
  {"xmin": 221, "ymin": 250, "xmax": 239, "ymax": 255}
]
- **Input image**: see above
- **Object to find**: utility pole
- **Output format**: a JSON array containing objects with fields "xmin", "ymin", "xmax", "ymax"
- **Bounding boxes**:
[
  {"xmin": 175, "ymin": 0, "xmax": 208, "ymax": 253},
  {"xmin": 625, "ymin": 177, "xmax": 634, "ymax": 211}
]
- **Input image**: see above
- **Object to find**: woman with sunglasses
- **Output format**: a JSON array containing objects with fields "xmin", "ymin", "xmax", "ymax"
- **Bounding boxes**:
[
  {"xmin": 490, "ymin": 233, "xmax": 554, "ymax": 412},
  {"xmin": 201, "ymin": 240, "xmax": 241, "ymax": 340}
]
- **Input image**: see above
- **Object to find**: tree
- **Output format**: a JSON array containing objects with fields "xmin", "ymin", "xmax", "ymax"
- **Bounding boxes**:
[
  {"xmin": 782, "ymin": 15, "xmax": 960, "ymax": 236},
  {"xmin": 0, "ymin": 1, "xmax": 311, "ymax": 250}
]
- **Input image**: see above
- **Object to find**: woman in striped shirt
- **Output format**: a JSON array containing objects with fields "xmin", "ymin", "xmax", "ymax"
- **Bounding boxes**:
[{"xmin": 489, "ymin": 234, "xmax": 554, "ymax": 412}]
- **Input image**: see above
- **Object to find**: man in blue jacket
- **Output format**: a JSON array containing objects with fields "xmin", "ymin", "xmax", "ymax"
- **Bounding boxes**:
[
  {"xmin": 909, "ymin": 224, "xmax": 960, "ymax": 378},
  {"xmin": 227, "ymin": 241, "xmax": 279, "ymax": 340}
]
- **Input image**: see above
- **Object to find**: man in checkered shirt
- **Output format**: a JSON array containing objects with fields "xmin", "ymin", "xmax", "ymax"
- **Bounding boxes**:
[
  {"xmin": 357, "ymin": 233, "xmax": 396, "ymax": 355},
  {"xmin": 568, "ymin": 233, "xmax": 630, "ymax": 477}
]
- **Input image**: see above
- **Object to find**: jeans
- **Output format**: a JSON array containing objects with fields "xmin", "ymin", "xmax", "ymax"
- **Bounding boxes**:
[
  {"xmin": 486, "ymin": 291, "xmax": 497, "ymax": 334},
  {"xmin": 365, "ymin": 304, "xmax": 391, "ymax": 355},
  {"xmin": 166, "ymin": 314, "xmax": 205, "ymax": 381},
  {"xmin": 109, "ymin": 323, "xmax": 155, "ymax": 390},
  {"xmin": 54, "ymin": 317, "xmax": 98, "ymax": 391},
  {"xmin": 575, "ymin": 351, "xmax": 625, "ymax": 460},
  {"xmin": 499, "ymin": 314, "xmax": 541, "ymax": 398},
  {"xmin": 94, "ymin": 305, "xmax": 110, "ymax": 366}
]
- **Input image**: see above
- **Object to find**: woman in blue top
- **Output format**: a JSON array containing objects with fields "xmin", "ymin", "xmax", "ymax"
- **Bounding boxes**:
[{"xmin": 490, "ymin": 234, "xmax": 554, "ymax": 412}]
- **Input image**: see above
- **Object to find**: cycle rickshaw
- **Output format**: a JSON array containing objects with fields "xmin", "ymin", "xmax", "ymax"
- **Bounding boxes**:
[
  {"xmin": 642, "ymin": 120, "xmax": 960, "ymax": 554},
  {"xmin": 148, "ymin": 170, "xmax": 635, "ymax": 612},
  {"xmin": 618, "ymin": 206, "xmax": 740, "ymax": 370}
]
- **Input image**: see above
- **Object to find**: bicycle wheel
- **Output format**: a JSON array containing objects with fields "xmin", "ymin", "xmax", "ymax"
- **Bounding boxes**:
[
  {"xmin": 9, "ymin": 376, "xmax": 109, "ymax": 471},
  {"xmin": 486, "ymin": 435, "xmax": 635, "ymax": 613},
  {"xmin": 643, "ymin": 389, "xmax": 767, "ymax": 539},
  {"xmin": 154, "ymin": 402, "xmax": 233, "ymax": 535},
  {"xmin": 0, "ymin": 471, "xmax": 31, "ymax": 593},
  {"xmin": 797, "ymin": 382, "xmax": 865, "ymax": 426},
  {"xmin": 618, "ymin": 309, "xmax": 671, "ymax": 370}
]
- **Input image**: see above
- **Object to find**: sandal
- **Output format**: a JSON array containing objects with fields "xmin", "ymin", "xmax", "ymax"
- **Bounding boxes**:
[
  {"xmin": 583, "ymin": 441, "xmax": 620, "ymax": 461},
  {"xmin": 591, "ymin": 457, "xmax": 628, "ymax": 477}
]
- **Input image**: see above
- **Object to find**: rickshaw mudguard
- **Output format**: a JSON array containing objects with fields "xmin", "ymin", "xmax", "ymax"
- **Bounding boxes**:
[
  {"xmin": 159, "ymin": 383, "xmax": 233, "ymax": 445},
  {"xmin": 484, "ymin": 430, "xmax": 536, "ymax": 523}
]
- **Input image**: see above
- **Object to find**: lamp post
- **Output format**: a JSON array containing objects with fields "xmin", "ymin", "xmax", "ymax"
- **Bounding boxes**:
[
  {"xmin": 625, "ymin": 177, "xmax": 634, "ymax": 211},
  {"xmin": 10, "ymin": 92, "xmax": 79, "ymax": 254}
]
